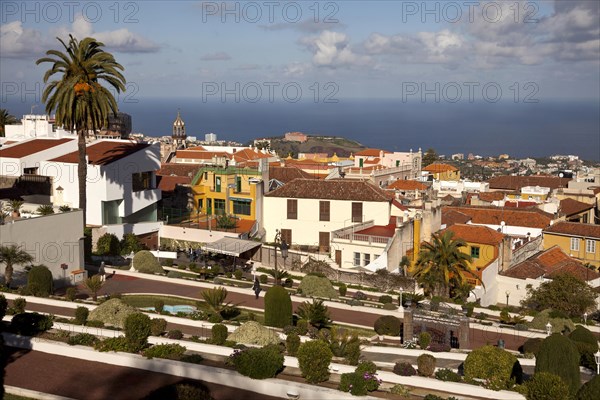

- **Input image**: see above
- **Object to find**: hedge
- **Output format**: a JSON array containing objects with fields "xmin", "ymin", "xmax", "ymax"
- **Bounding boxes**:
[
  {"xmin": 264, "ymin": 285, "xmax": 292, "ymax": 328},
  {"xmin": 297, "ymin": 340, "xmax": 333, "ymax": 384},
  {"xmin": 535, "ymin": 333, "xmax": 581, "ymax": 395},
  {"xmin": 374, "ymin": 315, "xmax": 401, "ymax": 336},
  {"xmin": 464, "ymin": 345, "xmax": 520, "ymax": 390},
  {"xmin": 298, "ymin": 275, "xmax": 338, "ymax": 299},
  {"xmin": 26, "ymin": 265, "xmax": 53, "ymax": 297},
  {"xmin": 228, "ymin": 345, "xmax": 284, "ymax": 379}
]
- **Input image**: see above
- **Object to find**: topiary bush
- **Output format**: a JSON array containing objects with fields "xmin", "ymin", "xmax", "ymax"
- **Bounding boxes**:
[
  {"xmin": 96, "ymin": 233, "xmax": 120, "ymax": 256},
  {"xmin": 528, "ymin": 309, "xmax": 575, "ymax": 334},
  {"xmin": 297, "ymin": 340, "xmax": 333, "ymax": 384},
  {"xmin": 419, "ymin": 331, "xmax": 432, "ymax": 349},
  {"xmin": 26, "ymin": 265, "xmax": 53, "ymax": 297},
  {"xmin": 259, "ymin": 274, "xmax": 268, "ymax": 284},
  {"xmin": 74, "ymin": 306, "xmax": 89, "ymax": 325},
  {"xmin": 298, "ymin": 275, "xmax": 338, "ymax": 299},
  {"xmin": 374, "ymin": 315, "xmax": 401, "ymax": 336},
  {"xmin": 150, "ymin": 318, "xmax": 167, "ymax": 336},
  {"xmin": 88, "ymin": 298, "xmax": 137, "ymax": 329},
  {"xmin": 417, "ymin": 353, "xmax": 436, "ymax": 377},
  {"xmin": 143, "ymin": 343, "xmax": 186, "ymax": 360},
  {"xmin": 393, "ymin": 362, "xmax": 416, "ymax": 376},
  {"xmin": 66, "ymin": 287, "xmax": 78, "ymax": 301},
  {"xmin": 435, "ymin": 368, "xmax": 461, "ymax": 382},
  {"xmin": 12, "ymin": 297, "xmax": 26, "ymax": 314},
  {"xmin": 228, "ymin": 321, "xmax": 280, "ymax": 346},
  {"xmin": 67, "ymin": 333, "xmax": 99, "ymax": 347},
  {"xmin": 124, "ymin": 312, "xmax": 152, "ymax": 352},
  {"xmin": 167, "ymin": 330, "xmax": 184, "ymax": 340},
  {"xmin": 286, "ymin": 332, "xmax": 301, "ymax": 356},
  {"xmin": 576, "ymin": 375, "xmax": 600, "ymax": 400},
  {"xmin": 132, "ymin": 250, "xmax": 164, "ymax": 274},
  {"xmin": 338, "ymin": 283, "xmax": 347, "ymax": 297},
  {"xmin": 379, "ymin": 295, "xmax": 393, "ymax": 304},
  {"xmin": 535, "ymin": 333, "xmax": 581, "ymax": 395},
  {"xmin": 526, "ymin": 372, "xmax": 570, "ymax": 400},
  {"xmin": 569, "ymin": 325, "xmax": 599, "ymax": 369},
  {"xmin": 228, "ymin": 344, "xmax": 284, "ymax": 379},
  {"xmin": 465, "ymin": 345, "xmax": 520, "ymax": 390},
  {"xmin": 521, "ymin": 338, "xmax": 543, "ymax": 356},
  {"xmin": 94, "ymin": 336, "xmax": 134, "ymax": 353},
  {"xmin": 10, "ymin": 312, "xmax": 53, "ymax": 336},
  {"xmin": 296, "ymin": 319, "xmax": 308, "ymax": 335},
  {"xmin": 264, "ymin": 285, "xmax": 292, "ymax": 328},
  {"xmin": 211, "ymin": 324, "xmax": 228, "ymax": 345}
]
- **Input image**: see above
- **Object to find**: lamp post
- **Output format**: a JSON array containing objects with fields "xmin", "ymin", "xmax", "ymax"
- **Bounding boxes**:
[
  {"xmin": 281, "ymin": 239, "xmax": 289, "ymax": 271},
  {"xmin": 545, "ymin": 322, "xmax": 552, "ymax": 336},
  {"xmin": 398, "ymin": 288, "xmax": 404, "ymax": 311},
  {"xmin": 505, "ymin": 291, "xmax": 510, "ymax": 307},
  {"xmin": 595, "ymin": 347, "xmax": 600, "ymax": 375},
  {"xmin": 274, "ymin": 229, "xmax": 281, "ymax": 285},
  {"xmin": 584, "ymin": 312, "xmax": 588, "ymax": 325},
  {"xmin": 129, "ymin": 251, "xmax": 135, "ymax": 272}
]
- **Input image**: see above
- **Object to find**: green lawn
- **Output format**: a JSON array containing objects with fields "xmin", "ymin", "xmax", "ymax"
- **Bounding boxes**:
[{"xmin": 121, "ymin": 295, "xmax": 198, "ymax": 308}]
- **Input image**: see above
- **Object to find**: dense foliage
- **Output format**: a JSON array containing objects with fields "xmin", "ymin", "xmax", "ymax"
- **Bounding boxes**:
[
  {"xmin": 339, "ymin": 361, "xmax": 381, "ymax": 396},
  {"xmin": 74, "ymin": 306, "xmax": 89, "ymax": 325},
  {"xmin": 264, "ymin": 285, "xmax": 292, "ymax": 328},
  {"xmin": 143, "ymin": 344, "xmax": 187, "ymax": 360},
  {"xmin": 525, "ymin": 372, "xmax": 570, "ymax": 400},
  {"xmin": 96, "ymin": 233, "xmax": 121, "ymax": 256},
  {"xmin": 298, "ymin": 275, "xmax": 338, "ymax": 299},
  {"xmin": 417, "ymin": 354, "xmax": 436, "ymax": 377},
  {"xmin": 211, "ymin": 324, "xmax": 228, "ymax": 345},
  {"xmin": 296, "ymin": 299, "xmax": 331, "ymax": 329},
  {"xmin": 124, "ymin": 312, "xmax": 152, "ymax": 352},
  {"xmin": 26, "ymin": 265, "xmax": 53, "ymax": 297},
  {"xmin": 297, "ymin": 340, "xmax": 333, "ymax": 383},
  {"xmin": 88, "ymin": 298, "xmax": 137, "ymax": 328},
  {"xmin": 576, "ymin": 375, "xmax": 600, "ymax": 400},
  {"xmin": 67, "ymin": 333, "xmax": 99, "ymax": 346},
  {"xmin": 535, "ymin": 333, "xmax": 581, "ymax": 395},
  {"xmin": 228, "ymin": 345, "xmax": 284, "ymax": 379},
  {"xmin": 133, "ymin": 250, "xmax": 164, "ymax": 274},
  {"xmin": 285, "ymin": 332, "xmax": 301, "ymax": 356},
  {"xmin": 528, "ymin": 309, "xmax": 575, "ymax": 334},
  {"xmin": 464, "ymin": 345, "xmax": 520, "ymax": 390},
  {"xmin": 393, "ymin": 362, "xmax": 416, "ymax": 376},
  {"xmin": 374, "ymin": 315, "xmax": 401, "ymax": 336},
  {"xmin": 228, "ymin": 321, "xmax": 280, "ymax": 346},
  {"xmin": 10, "ymin": 312, "xmax": 53, "ymax": 336},
  {"xmin": 522, "ymin": 274, "xmax": 597, "ymax": 317},
  {"xmin": 150, "ymin": 318, "xmax": 167, "ymax": 336}
]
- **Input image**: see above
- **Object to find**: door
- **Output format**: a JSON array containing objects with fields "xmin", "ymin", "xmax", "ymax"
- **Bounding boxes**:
[
  {"xmin": 335, "ymin": 250, "xmax": 341, "ymax": 266},
  {"xmin": 207, "ymin": 199, "xmax": 212, "ymax": 215},
  {"xmin": 319, "ymin": 232, "xmax": 330, "ymax": 253}
]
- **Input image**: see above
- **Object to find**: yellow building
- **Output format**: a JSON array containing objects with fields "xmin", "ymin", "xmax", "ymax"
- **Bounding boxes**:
[
  {"xmin": 505, "ymin": 186, "xmax": 550, "ymax": 202},
  {"xmin": 423, "ymin": 163, "xmax": 460, "ymax": 181},
  {"xmin": 191, "ymin": 167, "xmax": 262, "ymax": 221},
  {"xmin": 542, "ymin": 221, "xmax": 600, "ymax": 268}
]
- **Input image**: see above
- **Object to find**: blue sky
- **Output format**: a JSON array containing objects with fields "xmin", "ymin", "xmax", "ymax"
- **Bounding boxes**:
[{"xmin": 1, "ymin": 1, "xmax": 599, "ymax": 101}]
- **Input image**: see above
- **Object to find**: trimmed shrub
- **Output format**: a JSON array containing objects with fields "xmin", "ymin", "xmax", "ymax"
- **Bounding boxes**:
[
  {"xmin": 528, "ymin": 309, "xmax": 575, "ymax": 334},
  {"xmin": 67, "ymin": 333, "xmax": 99, "ymax": 347},
  {"xmin": 132, "ymin": 250, "xmax": 164, "ymax": 274},
  {"xmin": 88, "ymin": 298, "xmax": 137, "ymax": 329},
  {"xmin": 13, "ymin": 297, "xmax": 26, "ymax": 314},
  {"xmin": 124, "ymin": 312, "xmax": 152, "ymax": 352},
  {"xmin": 180, "ymin": 354, "xmax": 204, "ymax": 365},
  {"xmin": 297, "ymin": 340, "xmax": 333, "ymax": 383},
  {"xmin": 283, "ymin": 278, "xmax": 294, "ymax": 288},
  {"xmin": 228, "ymin": 345, "xmax": 284, "ymax": 379},
  {"xmin": 417, "ymin": 353, "xmax": 436, "ymax": 377},
  {"xmin": 382, "ymin": 303, "xmax": 397, "ymax": 310},
  {"xmin": 428, "ymin": 343, "xmax": 451, "ymax": 352},
  {"xmin": 26, "ymin": 265, "xmax": 53, "ymax": 297},
  {"xmin": 435, "ymin": 368, "xmax": 461, "ymax": 382},
  {"xmin": 339, "ymin": 361, "xmax": 380, "ymax": 395},
  {"xmin": 86, "ymin": 320, "xmax": 105, "ymax": 328},
  {"xmin": 465, "ymin": 345, "xmax": 520, "ymax": 390},
  {"xmin": 167, "ymin": 330, "xmax": 184, "ymax": 340},
  {"xmin": 393, "ymin": 362, "xmax": 416, "ymax": 376},
  {"xmin": 167, "ymin": 271, "xmax": 182, "ymax": 279},
  {"xmin": 419, "ymin": 331, "xmax": 432, "ymax": 349},
  {"xmin": 286, "ymin": 332, "xmax": 301, "ymax": 356},
  {"xmin": 120, "ymin": 233, "xmax": 144, "ymax": 256},
  {"xmin": 390, "ymin": 384, "xmax": 412, "ymax": 397},
  {"xmin": 211, "ymin": 324, "xmax": 228, "ymax": 345},
  {"xmin": 228, "ymin": 321, "xmax": 280, "ymax": 346},
  {"xmin": 374, "ymin": 315, "xmax": 401, "ymax": 336},
  {"xmin": 535, "ymin": 333, "xmax": 581, "ymax": 395},
  {"xmin": 0, "ymin": 295, "xmax": 8, "ymax": 319},
  {"xmin": 96, "ymin": 233, "xmax": 120, "ymax": 256},
  {"xmin": 233, "ymin": 269, "xmax": 243, "ymax": 280},
  {"xmin": 526, "ymin": 372, "xmax": 570, "ymax": 400},
  {"xmin": 344, "ymin": 339, "xmax": 361, "ymax": 366},
  {"xmin": 296, "ymin": 319, "xmax": 308, "ymax": 335},
  {"xmin": 74, "ymin": 306, "xmax": 89, "ymax": 325},
  {"xmin": 264, "ymin": 285, "xmax": 292, "ymax": 328},
  {"xmin": 259, "ymin": 274, "xmax": 268, "ymax": 284},
  {"xmin": 66, "ymin": 287, "xmax": 78, "ymax": 301},
  {"xmin": 143, "ymin": 343, "xmax": 186, "ymax": 360},
  {"xmin": 521, "ymin": 338, "xmax": 543, "ymax": 356},
  {"xmin": 338, "ymin": 283, "xmax": 347, "ymax": 297},
  {"xmin": 150, "ymin": 318, "xmax": 167, "ymax": 336},
  {"xmin": 298, "ymin": 275, "xmax": 338, "ymax": 299},
  {"xmin": 569, "ymin": 325, "xmax": 599, "ymax": 368},
  {"xmin": 94, "ymin": 336, "xmax": 133, "ymax": 353},
  {"xmin": 576, "ymin": 375, "xmax": 600, "ymax": 400},
  {"xmin": 10, "ymin": 312, "xmax": 53, "ymax": 336},
  {"xmin": 379, "ymin": 295, "xmax": 393, "ymax": 304}
]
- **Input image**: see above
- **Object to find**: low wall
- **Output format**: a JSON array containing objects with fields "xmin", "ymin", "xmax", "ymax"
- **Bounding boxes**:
[{"xmin": 160, "ymin": 225, "xmax": 238, "ymax": 245}]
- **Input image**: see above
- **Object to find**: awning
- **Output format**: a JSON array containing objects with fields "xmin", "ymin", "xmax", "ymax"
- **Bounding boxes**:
[{"xmin": 203, "ymin": 237, "xmax": 262, "ymax": 257}]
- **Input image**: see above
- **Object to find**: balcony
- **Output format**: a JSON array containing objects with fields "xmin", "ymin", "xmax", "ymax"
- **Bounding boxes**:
[{"xmin": 331, "ymin": 220, "xmax": 391, "ymax": 246}]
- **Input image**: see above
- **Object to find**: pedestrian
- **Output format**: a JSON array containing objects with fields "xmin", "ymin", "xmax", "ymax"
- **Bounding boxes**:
[
  {"xmin": 98, "ymin": 261, "xmax": 106, "ymax": 282},
  {"xmin": 252, "ymin": 277, "xmax": 261, "ymax": 300}
]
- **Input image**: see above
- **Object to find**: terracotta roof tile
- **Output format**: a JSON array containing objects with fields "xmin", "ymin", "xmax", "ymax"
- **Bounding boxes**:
[
  {"xmin": 442, "ymin": 209, "xmax": 472, "ymax": 226},
  {"xmin": 265, "ymin": 178, "xmax": 393, "ymax": 202},
  {"xmin": 444, "ymin": 205, "xmax": 553, "ymax": 229},
  {"xmin": 543, "ymin": 221, "xmax": 600, "ymax": 240},
  {"xmin": 50, "ymin": 140, "xmax": 150, "ymax": 165},
  {"xmin": 477, "ymin": 191, "xmax": 506, "ymax": 202},
  {"xmin": 504, "ymin": 200, "xmax": 538, "ymax": 208},
  {"xmin": 423, "ymin": 163, "xmax": 458, "ymax": 173},
  {"xmin": 443, "ymin": 224, "xmax": 505, "ymax": 245},
  {"xmin": 0, "ymin": 138, "xmax": 73, "ymax": 158},
  {"xmin": 355, "ymin": 148, "xmax": 390, "ymax": 157},
  {"xmin": 175, "ymin": 150, "xmax": 231, "ymax": 160},
  {"xmin": 157, "ymin": 163, "xmax": 201, "ymax": 178},
  {"xmin": 157, "ymin": 175, "xmax": 190, "ymax": 192},
  {"xmin": 488, "ymin": 175, "xmax": 571, "ymax": 190},
  {"xmin": 559, "ymin": 198, "xmax": 594, "ymax": 217},
  {"xmin": 269, "ymin": 166, "xmax": 314, "ymax": 183},
  {"xmin": 388, "ymin": 180, "xmax": 428, "ymax": 191}
]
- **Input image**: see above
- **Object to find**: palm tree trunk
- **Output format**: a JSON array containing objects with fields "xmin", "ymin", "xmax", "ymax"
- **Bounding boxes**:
[
  {"xmin": 4, "ymin": 264, "xmax": 13, "ymax": 288},
  {"xmin": 78, "ymin": 131, "xmax": 87, "ymax": 228}
]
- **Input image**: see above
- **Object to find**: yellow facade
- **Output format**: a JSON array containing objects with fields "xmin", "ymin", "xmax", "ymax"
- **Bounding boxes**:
[
  {"xmin": 458, "ymin": 242, "xmax": 498, "ymax": 285},
  {"xmin": 191, "ymin": 167, "xmax": 260, "ymax": 221},
  {"xmin": 543, "ymin": 233, "xmax": 600, "ymax": 268}
]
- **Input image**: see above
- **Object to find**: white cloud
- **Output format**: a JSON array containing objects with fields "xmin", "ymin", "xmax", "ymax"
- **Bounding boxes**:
[
  {"xmin": 0, "ymin": 21, "xmax": 46, "ymax": 59},
  {"xmin": 283, "ymin": 62, "xmax": 311, "ymax": 77},
  {"xmin": 301, "ymin": 30, "xmax": 371, "ymax": 68}
]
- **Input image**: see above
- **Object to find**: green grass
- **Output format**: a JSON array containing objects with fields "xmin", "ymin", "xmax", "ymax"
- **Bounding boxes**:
[{"xmin": 121, "ymin": 295, "xmax": 198, "ymax": 308}]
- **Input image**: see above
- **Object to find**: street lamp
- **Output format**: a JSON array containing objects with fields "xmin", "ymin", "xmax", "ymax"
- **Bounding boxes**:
[
  {"xmin": 281, "ymin": 239, "xmax": 289, "ymax": 270},
  {"xmin": 505, "ymin": 291, "xmax": 510, "ymax": 307},
  {"xmin": 129, "ymin": 251, "xmax": 136, "ymax": 272},
  {"xmin": 595, "ymin": 347, "xmax": 600, "ymax": 375},
  {"xmin": 398, "ymin": 288, "xmax": 404, "ymax": 311},
  {"xmin": 545, "ymin": 322, "xmax": 552, "ymax": 336},
  {"xmin": 584, "ymin": 312, "xmax": 588, "ymax": 325}
]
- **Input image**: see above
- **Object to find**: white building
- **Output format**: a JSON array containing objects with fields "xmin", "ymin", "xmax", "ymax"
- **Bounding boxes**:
[
  {"xmin": 353, "ymin": 148, "xmax": 422, "ymax": 179},
  {"xmin": 205, "ymin": 133, "xmax": 217, "ymax": 143},
  {"xmin": 0, "ymin": 138, "xmax": 77, "ymax": 177},
  {"xmin": 3, "ymin": 114, "xmax": 74, "ymax": 141},
  {"xmin": 40, "ymin": 140, "xmax": 162, "ymax": 228}
]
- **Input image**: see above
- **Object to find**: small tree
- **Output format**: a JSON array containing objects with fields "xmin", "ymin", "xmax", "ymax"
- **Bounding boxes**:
[
  {"xmin": 36, "ymin": 204, "xmax": 55, "ymax": 215},
  {"xmin": 74, "ymin": 306, "xmax": 89, "ymax": 325},
  {"xmin": 264, "ymin": 285, "xmax": 292, "ymax": 328},
  {"xmin": 211, "ymin": 324, "xmax": 228, "ymax": 345},
  {"xmin": 522, "ymin": 274, "xmax": 597, "ymax": 317},
  {"xmin": 26, "ymin": 265, "xmax": 53, "ymax": 297},
  {"xmin": 535, "ymin": 333, "xmax": 581, "ymax": 395},
  {"xmin": 526, "ymin": 372, "xmax": 570, "ymax": 400},
  {"xmin": 296, "ymin": 299, "xmax": 331, "ymax": 329},
  {"xmin": 0, "ymin": 244, "xmax": 34, "ymax": 288},
  {"xmin": 124, "ymin": 312, "xmax": 152, "ymax": 352},
  {"xmin": 286, "ymin": 332, "xmax": 301, "ymax": 356},
  {"xmin": 417, "ymin": 354, "xmax": 436, "ymax": 377},
  {"xmin": 84, "ymin": 275, "xmax": 103, "ymax": 301},
  {"xmin": 297, "ymin": 340, "xmax": 333, "ymax": 384},
  {"xmin": 120, "ymin": 233, "xmax": 145, "ymax": 255},
  {"xmin": 132, "ymin": 250, "xmax": 164, "ymax": 274},
  {"xmin": 464, "ymin": 345, "xmax": 521, "ymax": 389},
  {"xmin": 96, "ymin": 233, "xmax": 121, "ymax": 256},
  {"xmin": 201, "ymin": 287, "xmax": 235, "ymax": 317}
]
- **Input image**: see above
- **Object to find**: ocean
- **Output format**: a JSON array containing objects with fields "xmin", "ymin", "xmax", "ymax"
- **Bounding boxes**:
[{"xmin": 4, "ymin": 98, "xmax": 600, "ymax": 160}]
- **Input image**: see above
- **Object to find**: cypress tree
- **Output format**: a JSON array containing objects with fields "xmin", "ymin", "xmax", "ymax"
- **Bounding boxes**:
[{"xmin": 264, "ymin": 285, "xmax": 292, "ymax": 328}]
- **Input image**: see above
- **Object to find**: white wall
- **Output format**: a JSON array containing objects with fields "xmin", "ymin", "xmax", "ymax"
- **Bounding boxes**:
[
  {"xmin": 478, "ymin": 259, "xmax": 543, "ymax": 307},
  {"xmin": 263, "ymin": 197, "xmax": 391, "ymax": 246},
  {"xmin": 160, "ymin": 225, "xmax": 239, "ymax": 244},
  {"xmin": 0, "ymin": 139, "xmax": 77, "ymax": 176}
]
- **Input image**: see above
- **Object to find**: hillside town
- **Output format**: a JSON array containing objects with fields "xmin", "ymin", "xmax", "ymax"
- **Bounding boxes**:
[{"xmin": 1, "ymin": 109, "xmax": 600, "ymax": 399}]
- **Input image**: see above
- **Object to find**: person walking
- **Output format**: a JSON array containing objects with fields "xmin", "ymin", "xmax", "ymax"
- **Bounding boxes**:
[{"xmin": 251, "ymin": 277, "xmax": 261, "ymax": 299}]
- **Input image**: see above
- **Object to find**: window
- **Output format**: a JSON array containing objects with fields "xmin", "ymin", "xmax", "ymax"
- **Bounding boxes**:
[
  {"xmin": 353, "ymin": 252, "xmax": 361, "ymax": 266},
  {"xmin": 132, "ymin": 171, "xmax": 153, "ymax": 192},
  {"xmin": 352, "ymin": 202, "xmax": 363, "ymax": 223},
  {"xmin": 470, "ymin": 246, "xmax": 480, "ymax": 259},
  {"xmin": 232, "ymin": 199, "xmax": 251, "ymax": 215},
  {"xmin": 396, "ymin": 160, "xmax": 400, "ymax": 167},
  {"xmin": 197, "ymin": 199, "xmax": 203, "ymax": 211},
  {"xmin": 586, "ymin": 239, "xmax": 596, "ymax": 254},
  {"xmin": 363, "ymin": 253, "xmax": 371, "ymax": 266},
  {"xmin": 214, "ymin": 199, "xmax": 225, "ymax": 215},
  {"xmin": 287, "ymin": 199, "xmax": 297, "ymax": 219},
  {"xmin": 215, "ymin": 176, "xmax": 221, "ymax": 192},
  {"xmin": 570, "ymin": 237, "xmax": 580, "ymax": 251},
  {"xmin": 359, "ymin": 158, "xmax": 364, "ymax": 168},
  {"xmin": 281, "ymin": 229, "xmax": 292, "ymax": 245},
  {"xmin": 319, "ymin": 201, "xmax": 330, "ymax": 221},
  {"xmin": 236, "ymin": 176, "xmax": 242, "ymax": 193}
]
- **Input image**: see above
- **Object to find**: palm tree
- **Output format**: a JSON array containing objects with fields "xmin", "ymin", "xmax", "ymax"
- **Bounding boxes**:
[
  {"xmin": 0, "ymin": 109, "xmax": 18, "ymax": 137},
  {"xmin": 36, "ymin": 35, "xmax": 126, "ymax": 227},
  {"xmin": 84, "ymin": 275, "xmax": 103, "ymax": 301},
  {"xmin": 200, "ymin": 286, "xmax": 232, "ymax": 315},
  {"xmin": 36, "ymin": 204, "xmax": 55, "ymax": 215},
  {"xmin": 412, "ymin": 231, "xmax": 477, "ymax": 298},
  {"xmin": 5, "ymin": 200, "xmax": 24, "ymax": 218},
  {"xmin": 0, "ymin": 245, "xmax": 34, "ymax": 288}
]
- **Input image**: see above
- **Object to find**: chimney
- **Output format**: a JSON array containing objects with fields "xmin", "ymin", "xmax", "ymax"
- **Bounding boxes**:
[{"xmin": 500, "ymin": 236, "xmax": 513, "ymax": 272}]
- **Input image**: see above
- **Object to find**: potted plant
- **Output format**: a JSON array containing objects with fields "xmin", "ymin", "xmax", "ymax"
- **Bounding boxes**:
[{"xmin": 7, "ymin": 199, "xmax": 24, "ymax": 218}]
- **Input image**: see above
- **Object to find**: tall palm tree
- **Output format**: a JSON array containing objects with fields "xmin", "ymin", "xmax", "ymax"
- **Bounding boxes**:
[
  {"xmin": 36, "ymin": 35, "xmax": 126, "ymax": 227},
  {"xmin": 0, "ymin": 245, "xmax": 34, "ymax": 288},
  {"xmin": 412, "ymin": 230, "xmax": 477, "ymax": 298},
  {"xmin": 0, "ymin": 109, "xmax": 18, "ymax": 137}
]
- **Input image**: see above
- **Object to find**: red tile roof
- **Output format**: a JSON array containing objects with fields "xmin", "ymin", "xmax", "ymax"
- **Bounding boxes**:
[
  {"xmin": 355, "ymin": 217, "xmax": 396, "ymax": 238},
  {"xmin": 388, "ymin": 180, "xmax": 428, "ymax": 191},
  {"xmin": 443, "ymin": 224, "xmax": 505, "ymax": 246},
  {"xmin": 488, "ymin": 175, "xmax": 571, "ymax": 190},
  {"xmin": 504, "ymin": 200, "xmax": 538, "ymax": 208},
  {"xmin": 265, "ymin": 178, "xmax": 393, "ymax": 202},
  {"xmin": 476, "ymin": 191, "xmax": 507, "ymax": 202},
  {"xmin": 175, "ymin": 150, "xmax": 231, "ymax": 160},
  {"xmin": 392, "ymin": 199, "xmax": 409, "ymax": 211},
  {"xmin": 269, "ymin": 166, "xmax": 314, "ymax": 183},
  {"xmin": 559, "ymin": 198, "xmax": 594, "ymax": 217},
  {"xmin": 0, "ymin": 138, "xmax": 73, "ymax": 158},
  {"xmin": 355, "ymin": 148, "xmax": 390, "ymax": 157},
  {"xmin": 50, "ymin": 141, "xmax": 150, "ymax": 165},
  {"xmin": 444, "ymin": 205, "xmax": 553, "ymax": 229},
  {"xmin": 157, "ymin": 175, "xmax": 190, "ymax": 192},
  {"xmin": 543, "ymin": 221, "xmax": 600, "ymax": 240},
  {"xmin": 232, "ymin": 148, "xmax": 271, "ymax": 162},
  {"xmin": 423, "ymin": 163, "xmax": 458, "ymax": 173},
  {"xmin": 502, "ymin": 246, "xmax": 600, "ymax": 281},
  {"xmin": 442, "ymin": 209, "xmax": 472, "ymax": 226},
  {"xmin": 157, "ymin": 163, "xmax": 201, "ymax": 178}
]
